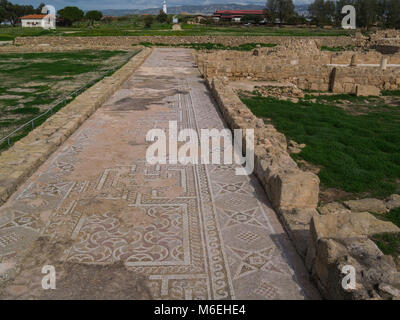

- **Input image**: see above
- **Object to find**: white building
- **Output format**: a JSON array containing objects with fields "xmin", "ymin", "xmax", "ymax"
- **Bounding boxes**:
[
  {"xmin": 162, "ymin": 1, "xmax": 167, "ymax": 14},
  {"xmin": 20, "ymin": 14, "xmax": 56, "ymax": 29}
]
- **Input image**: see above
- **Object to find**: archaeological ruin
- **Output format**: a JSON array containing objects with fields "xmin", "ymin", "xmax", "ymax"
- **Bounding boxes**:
[{"xmin": 0, "ymin": 29, "xmax": 400, "ymax": 301}]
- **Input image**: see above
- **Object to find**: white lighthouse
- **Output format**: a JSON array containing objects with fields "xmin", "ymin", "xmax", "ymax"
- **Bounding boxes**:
[{"xmin": 162, "ymin": 1, "xmax": 167, "ymax": 14}]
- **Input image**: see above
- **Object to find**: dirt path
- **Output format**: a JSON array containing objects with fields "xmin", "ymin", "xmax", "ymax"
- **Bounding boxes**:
[{"xmin": 0, "ymin": 48, "xmax": 319, "ymax": 300}]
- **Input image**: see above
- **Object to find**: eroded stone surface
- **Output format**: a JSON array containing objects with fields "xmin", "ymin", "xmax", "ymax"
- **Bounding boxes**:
[
  {"xmin": 344, "ymin": 198, "xmax": 388, "ymax": 214},
  {"xmin": 0, "ymin": 48, "xmax": 319, "ymax": 300}
]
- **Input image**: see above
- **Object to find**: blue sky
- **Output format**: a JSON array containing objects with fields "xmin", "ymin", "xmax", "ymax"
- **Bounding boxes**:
[{"xmin": 11, "ymin": 0, "xmax": 313, "ymax": 10}]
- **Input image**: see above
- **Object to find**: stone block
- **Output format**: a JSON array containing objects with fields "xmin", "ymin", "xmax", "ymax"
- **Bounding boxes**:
[
  {"xmin": 267, "ymin": 169, "xmax": 320, "ymax": 211},
  {"xmin": 356, "ymin": 84, "xmax": 381, "ymax": 96},
  {"xmin": 310, "ymin": 211, "xmax": 400, "ymax": 240},
  {"xmin": 344, "ymin": 198, "xmax": 388, "ymax": 214}
]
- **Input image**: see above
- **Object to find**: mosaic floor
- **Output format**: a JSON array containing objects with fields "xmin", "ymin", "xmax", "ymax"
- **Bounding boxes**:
[{"xmin": 0, "ymin": 48, "xmax": 319, "ymax": 300}]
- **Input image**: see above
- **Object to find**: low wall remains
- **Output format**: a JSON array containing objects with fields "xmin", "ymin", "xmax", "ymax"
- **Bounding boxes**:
[
  {"xmin": 204, "ymin": 75, "xmax": 320, "ymax": 260},
  {"xmin": 13, "ymin": 35, "xmax": 364, "ymax": 48},
  {"xmin": 195, "ymin": 40, "xmax": 400, "ymax": 93},
  {"xmin": 197, "ymin": 41, "xmax": 400, "ymax": 299},
  {"xmin": 204, "ymin": 74, "xmax": 400, "ymax": 300}
]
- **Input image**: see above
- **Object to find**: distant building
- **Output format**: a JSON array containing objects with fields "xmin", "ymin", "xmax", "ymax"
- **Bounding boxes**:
[
  {"xmin": 213, "ymin": 10, "xmax": 264, "ymax": 23},
  {"xmin": 20, "ymin": 14, "xmax": 55, "ymax": 29},
  {"xmin": 162, "ymin": 1, "xmax": 167, "ymax": 14}
]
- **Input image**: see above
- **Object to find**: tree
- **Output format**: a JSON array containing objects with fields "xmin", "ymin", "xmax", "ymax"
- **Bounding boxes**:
[
  {"xmin": 144, "ymin": 15, "xmax": 153, "ymax": 28},
  {"xmin": 0, "ymin": 2, "xmax": 6, "ymax": 23},
  {"xmin": 385, "ymin": 0, "xmax": 400, "ymax": 28},
  {"xmin": 265, "ymin": 0, "xmax": 295, "ymax": 24},
  {"xmin": 85, "ymin": 10, "xmax": 103, "ymax": 25},
  {"xmin": 36, "ymin": 2, "xmax": 45, "ymax": 14},
  {"xmin": 0, "ymin": 0, "xmax": 49, "ymax": 26},
  {"xmin": 58, "ymin": 6, "xmax": 84, "ymax": 26},
  {"xmin": 355, "ymin": 0, "xmax": 379, "ymax": 29},
  {"xmin": 308, "ymin": 0, "xmax": 336, "ymax": 26},
  {"xmin": 156, "ymin": 10, "xmax": 168, "ymax": 23}
]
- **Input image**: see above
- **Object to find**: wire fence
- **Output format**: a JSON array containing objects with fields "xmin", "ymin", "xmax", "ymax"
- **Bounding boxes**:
[{"xmin": 0, "ymin": 49, "xmax": 141, "ymax": 152}]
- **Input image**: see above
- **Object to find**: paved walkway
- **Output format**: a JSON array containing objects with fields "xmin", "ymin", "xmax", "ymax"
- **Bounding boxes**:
[{"xmin": 0, "ymin": 48, "xmax": 319, "ymax": 300}]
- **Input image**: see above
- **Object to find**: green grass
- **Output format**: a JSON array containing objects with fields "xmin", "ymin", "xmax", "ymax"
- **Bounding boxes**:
[
  {"xmin": 304, "ymin": 93, "xmax": 377, "ymax": 102},
  {"xmin": 372, "ymin": 233, "xmax": 400, "ymax": 257},
  {"xmin": 382, "ymin": 90, "xmax": 400, "ymax": 97},
  {"xmin": 8, "ymin": 107, "xmax": 40, "ymax": 114},
  {"xmin": 241, "ymin": 95, "xmax": 400, "ymax": 198},
  {"xmin": 0, "ymin": 34, "xmax": 13, "ymax": 41},
  {"xmin": 0, "ymin": 27, "xmax": 58, "ymax": 40},
  {"xmin": 137, "ymin": 42, "xmax": 277, "ymax": 51},
  {"xmin": 0, "ymin": 24, "xmax": 355, "ymax": 38},
  {"xmin": 179, "ymin": 24, "xmax": 354, "ymax": 37},
  {"xmin": 372, "ymin": 208, "xmax": 400, "ymax": 258},
  {"xmin": 0, "ymin": 50, "xmax": 138, "ymax": 152}
]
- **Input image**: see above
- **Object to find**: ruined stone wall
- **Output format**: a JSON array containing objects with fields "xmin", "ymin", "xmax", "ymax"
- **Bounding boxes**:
[
  {"xmin": 195, "ymin": 42, "xmax": 400, "ymax": 93},
  {"xmin": 330, "ymin": 51, "xmax": 400, "ymax": 65},
  {"xmin": 13, "ymin": 35, "xmax": 363, "ymax": 48},
  {"xmin": 205, "ymin": 76, "xmax": 320, "ymax": 260},
  {"xmin": 197, "ymin": 42, "xmax": 400, "ymax": 299},
  {"xmin": 370, "ymin": 29, "xmax": 400, "ymax": 46}
]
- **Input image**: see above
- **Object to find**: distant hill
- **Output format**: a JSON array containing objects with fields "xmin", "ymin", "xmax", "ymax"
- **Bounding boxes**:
[
  {"xmin": 102, "ymin": 3, "xmax": 310, "ymax": 17},
  {"xmin": 102, "ymin": 3, "xmax": 266, "ymax": 16}
]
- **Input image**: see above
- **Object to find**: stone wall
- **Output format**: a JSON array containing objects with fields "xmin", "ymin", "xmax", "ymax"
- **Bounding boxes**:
[
  {"xmin": 205, "ymin": 75, "xmax": 320, "ymax": 260},
  {"xmin": 306, "ymin": 211, "xmax": 400, "ymax": 299},
  {"xmin": 195, "ymin": 40, "xmax": 400, "ymax": 93},
  {"xmin": 203, "ymin": 74, "xmax": 400, "ymax": 301},
  {"xmin": 370, "ymin": 29, "xmax": 400, "ymax": 47},
  {"xmin": 197, "ymin": 42, "xmax": 400, "ymax": 299},
  {"xmin": 13, "ymin": 35, "xmax": 364, "ymax": 48},
  {"xmin": 0, "ymin": 48, "xmax": 152, "ymax": 206}
]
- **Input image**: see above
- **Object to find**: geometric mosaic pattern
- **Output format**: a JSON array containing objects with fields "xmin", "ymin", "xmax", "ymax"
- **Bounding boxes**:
[{"xmin": 0, "ymin": 49, "xmax": 318, "ymax": 300}]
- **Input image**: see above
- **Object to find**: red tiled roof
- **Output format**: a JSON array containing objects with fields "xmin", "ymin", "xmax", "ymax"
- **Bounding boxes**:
[{"xmin": 20, "ymin": 14, "xmax": 47, "ymax": 20}]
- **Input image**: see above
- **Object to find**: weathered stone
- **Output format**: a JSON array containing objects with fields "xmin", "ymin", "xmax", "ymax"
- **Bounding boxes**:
[
  {"xmin": 310, "ymin": 211, "xmax": 400, "ymax": 240},
  {"xmin": 344, "ymin": 198, "xmax": 388, "ymax": 214},
  {"xmin": 350, "ymin": 54, "xmax": 358, "ymax": 66},
  {"xmin": 355, "ymin": 84, "xmax": 381, "ymax": 97},
  {"xmin": 287, "ymin": 140, "xmax": 305, "ymax": 154},
  {"xmin": 378, "ymin": 283, "xmax": 400, "ymax": 299},
  {"xmin": 268, "ymin": 169, "xmax": 320, "ymax": 211},
  {"xmin": 386, "ymin": 194, "xmax": 400, "ymax": 210},
  {"xmin": 280, "ymin": 208, "xmax": 318, "ymax": 258},
  {"xmin": 318, "ymin": 202, "xmax": 350, "ymax": 215},
  {"xmin": 307, "ymin": 234, "xmax": 400, "ymax": 300},
  {"xmin": 380, "ymin": 57, "xmax": 388, "ymax": 70}
]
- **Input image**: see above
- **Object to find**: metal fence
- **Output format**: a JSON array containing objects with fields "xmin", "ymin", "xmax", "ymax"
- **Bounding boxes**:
[{"xmin": 0, "ymin": 49, "xmax": 140, "ymax": 150}]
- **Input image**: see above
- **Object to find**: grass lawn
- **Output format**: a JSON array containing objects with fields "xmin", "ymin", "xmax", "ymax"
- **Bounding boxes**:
[
  {"xmin": 0, "ymin": 50, "xmax": 137, "ymax": 152},
  {"xmin": 0, "ymin": 24, "xmax": 355, "ymax": 39},
  {"xmin": 382, "ymin": 90, "xmax": 400, "ymax": 97},
  {"xmin": 241, "ymin": 94, "xmax": 400, "ymax": 199},
  {"xmin": 179, "ymin": 24, "xmax": 354, "ymax": 37},
  {"xmin": 371, "ymin": 208, "xmax": 400, "ymax": 259}
]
